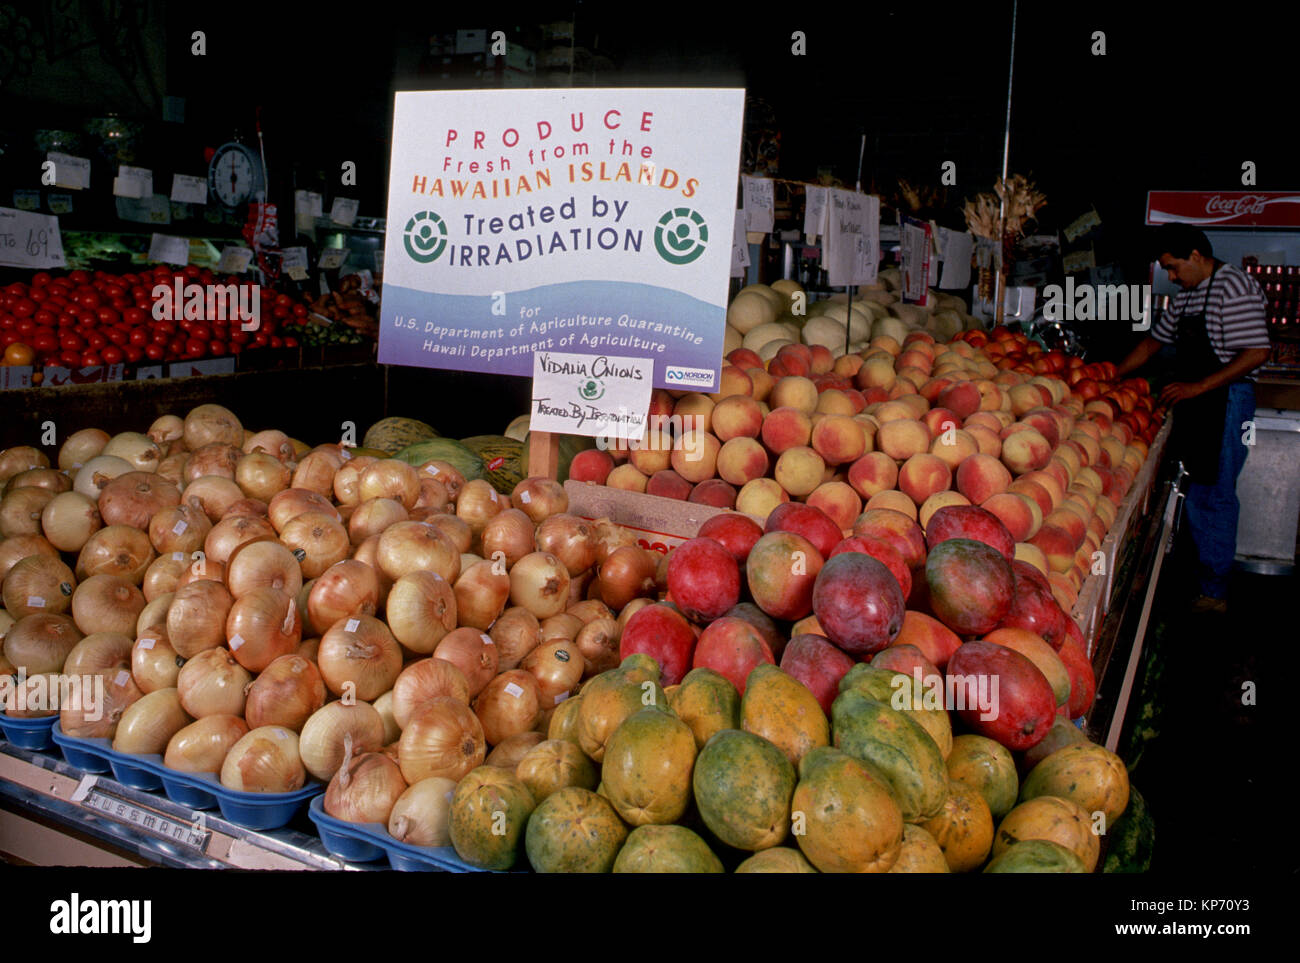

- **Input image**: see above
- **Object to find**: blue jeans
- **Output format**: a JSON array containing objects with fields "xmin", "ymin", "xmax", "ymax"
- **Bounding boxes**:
[{"xmin": 1181, "ymin": 381, "xmax": 1256, "ymax": 598}]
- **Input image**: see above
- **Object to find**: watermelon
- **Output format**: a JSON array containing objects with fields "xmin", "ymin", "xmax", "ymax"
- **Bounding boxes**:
[
  {"xmin": 392, "ymin": 438, "xmax": 486, "ymax": 482},
  {"xmin": 460, "ymin": 435, "xmax": 524, "ymax": 494},
  {"xmin": 362, "ymin": 417, "xmax": 439, "ymax": 453}
]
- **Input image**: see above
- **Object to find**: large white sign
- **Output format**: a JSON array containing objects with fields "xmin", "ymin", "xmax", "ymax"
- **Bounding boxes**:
[
  {"xmin": 0, "ymin": 207, "xmax": 66, "ymax": 269},
  {"xmin": 378, "ymin": 88, "xmax": 745, "ymax": 391}
]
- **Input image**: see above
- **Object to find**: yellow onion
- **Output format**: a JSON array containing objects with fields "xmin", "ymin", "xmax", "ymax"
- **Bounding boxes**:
[
  {"xmin": 2, "ymin": 671, "xmax": 61, "ymax": 718},
  {"xmin": 279, "ymin": 511, "xmax": 349, "ymax": 578},
  {"xmin": 112, "ymin": 687, "xmax": 193, "ymax": 755},
  {"xmin": 0, "ymin": 445, "xmax": 49, "ymax": 481},
  {"xmin": 384, "ymin": 571, "xmax": 456, "ymax": 654},
  {"xmin": 8, "ymin": 468, "xmax": 72, "ymax": 493},
  {"xmin": 41, "ymin": 491, "xmax": 102, "ymax": 553},
  {"xmin": 177, "ymin": 647, "xmax": 251, "ymax": 717},
  {"xmin": 484, "ymin": 731, "xmax": 547, "ymax": 769},
  {"xmin": 536, "ymin": 514, "xmax": 598, "ymax": 576},
  {"xmin": 453, "ymin": 560, "xmax": 510, "ymax": 631},
  {"xmin": 156, "ymin": 452, "xmax": 189, "ymax": 487},
  {"xmin": 425, "ymin": 513, "xmax": 472, "ymax": 555},
  {"xmin": 392, "ymin": 658, "xmax": 471, "ymax": 729},
  {"xmin": 136, "ymin": 595, "xmax": 172, "ymax": 636},
  {"xmin": 298, "ymin": 635, "xmax": 320, "ymax": 661},
  {"xmin": 268, "ymin": 488, "xmax": 339, "ymax": 533},
  {"xmin": 167, "ymin": 579, "xmax": 233, "ymax": 659},
  {"xmin": 97, "ymin": 472, "xmax": 180, "ymax": 531},
  {"xmin": 568, "ymin": 599, "xmax": 614, "ymax": 624},
  {"xmin": 509, "ymin": 552, "xmax": 571, "ymax": 620},
  {"xmin": 175, "ymin": 556, "xmax": 225, "ymax": 590},
  {"xmin": 358, "ymin": 459, "xmax": 421, "ymax": 510},
  {"xmin": 388, "ymin": 776, "xmax": 456, "ymax": 846},
  {"xmin": 225, "ymin": 586, "xmax": 301, "ymax": 672},
  {"xmin": 0, "ymin": 534, "xmax": 59, "ymax": 581},
  {"xmin": 433, "ymin": 627, "xmax": 498, "ymax": 698},
  {"xmin": 568, "ymin": 570, "xmax": 596, "ymax": 607},
  {"xmin": 3, "ymin": 613, "xmax": 81, "ymax": 674},
  {"xmin": 291, "ymin": 452, "xmax": 340, "ymax": 498},
  {"xmin": 324, "ymin": 746, "xmax": 407, "ymax": 824},
  {"xmin": 71, "ymin": 574, "xmax": 145, "ymax": 636},
  {"xmin": 332, "ymin": 456, "xmax": 376, "ymax": 506},
  {"xmin": 0, "ymin": 486, "xmax": 54, "ymax": 538},
  {"xmin": 522, "ymin": 640, "xmax": 584, "ymax": 705},
  {"xmin": 183, "ymin": 404, "xmax": 243, "ymax": 451},
  {"xmin": 489, "ymin": 607, "xmax": 541, "ymax": 671},
  {"xmin": 455, "ymin": 479, "xmax": 504, "ymax": 536},
  {"xmin": 597, "ymin": 546, "xmax": 658, "ymax": 611},
  {"xmin": 223, "ymin": 497, "xmax": 268, "ymax": 518},
  {"xmin": 317, "ymin": 614, "xmax": 401, "ymax": 701},
  {"xmin": 348, "ymin": 497, "xmax": 408, "ymax": 545},
  {"xmin": 131, "ymin": 630, "xmax": 184, "ymax": 693},
  {"xmin": 460, "ymin": 553, "xmax": 484, "ymax": 572},
  {"xmin": 306, "ymin": 559, "xmax": 379, "ymax": 636},
  {"xmin": 205, "ymin": 513, "xmax": 276, "ymax": 567},
  {"xmin": 164, "ymin": 714, "xmax": 248, "ymax": 772},
  {"xmin": 60, "ymin": 665, "xmax": 142, "ymax": 738},
  {"xmin": 540, "ymin": 613, "xmax": 583, "ymax": 644},
  {"xmin": 101, "ymin": 432, "xmax": 161, "ymax": 473},
  {"xmin": 147, "ymin": 414, "xmax": 184, "ymax": 448},
  {"xmin": 71, "ymin": 454, "xmax": 133, "ymax": 501},
  {"xmin": 416, "ymin": 461, "xmax": 465, "ymax": 501},
  {"xmin": 244, "ymin": 654, "xmax": 325, "ymax": 731},
  {"xmin": 243, "ymin": 429, "xmax": 295, "ymax": 462},
  {"xmin": 235, "ymin": 451, "xmax": 291, "ymax": 503},
  {"xmin": 299, "ymin": 700, "xmax": 385, "ymax": 781},
  {"xmin": 226, "ymin": 540, "xmax": 303, "ymax": 599},
  {"xmin": 3, "ymin": 554, "xmax": 75, "ymax": 617},
  {"xmin": 575, "ymin": 618, "xmax": 621, "ymax": 677},
  {"xmin": 397, "ymin": 697, "xmax": 485, "ymax": 783},
  {"xmin": 510, "ymin": 477, "xmax": 568, "ymax": 523},
  {"xmin": 142, "ymin": 553, "xmax": 190, "ymax": 601},
  {"xmin": 183, "ymin": 443, "xmax": 241, "ymax": 483},
  {"xmin": 474, "ymin": 669, "xmax": 541, "ymax": 745},
  {"xmin": 414, "ymin": 478, "xmax": 449, "ymax": 512},
  {"xmin": 307, "ymin": 443, "xmax": 349, "ymax": 468},
  {"xmin": 148, "ymin": 499, "xmax": 211, "ymax": 555},
  {"xmin": 220, "ymin": 725, "xmax": 305, "ymax": 793},
  {"xmin": 59, "ymin": 428, "xmax": 111, "ymax": 471},
  {"xmin": 372, "ymin": 690, "xmax": 401, "ymax": 743},
  {"xmin": 181, "ymin": 475, "xmax": 245, "ymax": 522},
  {"xmin": 63, "ymin": 631, "xmax": 134, "ymax": 676},
  {"xmin": 592, "ymin": 517, "xmax": 636, "ymax": 564},
  {"xmin": 480, "ymin": 509, "xmax": 535, "ymax": 570},
  {"xmin": 376, "ymin": 521, "xmax": 460, "ymax": 583},
  {"xmin": 76, "ymin": 525, "xmax": 155, "ymax": 584},
  {"xmin": 350, "ymin": 535, "xmax": 389, "ymax": 591}
]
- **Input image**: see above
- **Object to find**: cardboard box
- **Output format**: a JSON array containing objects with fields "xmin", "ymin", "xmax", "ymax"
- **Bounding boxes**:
[
  {"xmin": 40, "ymin": 364, "xmax": 125, "ymax": 386},
  {"xmin": 564, "ymin": 481, "xmax": 759, "ymax": 555}
]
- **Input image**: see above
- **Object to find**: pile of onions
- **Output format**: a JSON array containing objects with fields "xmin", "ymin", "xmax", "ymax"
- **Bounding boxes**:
[
  {"xmin": 396, "ymin": 697, "xmax": 486, "ymax": 784},
  {"xmin": 413, "ymin": 478, "xmax": 449, "ymax": 512},
  {"xmin": 226, "ymin": 541, "xmax": 303, "ymax": 599},
  {"xmin": 142, "ymin": 554, "xmax": 190, "ymax": 601},
  {"xmin": 3, "ymin": 671, "xmax": 61, "ymax": 718},
  {"xmin": 375, "ymin": 521, "xmax": 460, "ymax": 583},
  {"xmin": 306, "ymin": 559, "xmax": 379, "ymax": 636},
  {"xmin": 164, "ymin": 715, "xmax": 248, "ymax": 772},
  {"xmin": 357, "ymin": 459, "xmax": 421, "ymax": 509},
  {"xmin": 371, "ymin": 691, "xmax": 401, "ymax": 744},
  {"xmin": 488, "ymin": 607, "xmax": 541, "ymax": 671},
  {"xmin": 0, "ymin": 535, "xmax": 58, "ymax": 581},
  {"xmin": 225, "ymin": 586, "xmax": 301, "ymax": 672},
  {"xmin": 181, "ymin": 476, "xmax": 244, "ymax": 522},
  {"xmin": 299, "ymin": 700, "xmax": 385, "ymax": 781},
  {"xmin": 384, "ymin": 571, "xmax": 455, "ymax": 653},
  {"xmin": 102, "ymin": 432, "xmax": 162, "ymax": 472},
  {"xmin": 268, "ymin": 488, "xmax": 339, "ymax": 533},
  {"xmin": 568, "ymin": 599, "xmax": 614, "ymax": 624},
  {"xmin": 235, "ymin": 452, "xmax": 291, "ymax": 503},
  {"xmin": 3, "ymin": 554, "xmax": 75, "ymax": 617},
  {"xmin": 317, "ymin": 615, "xmax": 401, "ymax": 701},
  {"xmin": 1, "ymin": 487, "xmax": 54, "ymax": 538},
  {"xmin": 223, "ymin": 497, "xmax": 268, "ymax": 518},
  {"xmin": 388, "ymin": 776, "xmax": 456, "ymax": 846},
  {"xmin": 112, "ymin": 687, "xmax": 192, "ymax": 755},
  {"xmin": 453, "ymin": 561, "xmax": 510, "ymax": 631},
  {"xmin": 426, "ymin": 514, "xmax": 472, "ymax": 555},
  {"xmin": 71, "ymin": 455, "xmax": 134, "ymax": 501},
  {"xmin": 64, "ymin": 632, "xmax": 134, "ymax": 676},
  {"xmin": 136, "ymin": 595, "xmax": 172, "ymax": 635},
  {"xmin": 97, "ymin": 472, "xmax": 180, "ymax": 531},
  {"xmin": 71, "ymin": 574, "xmax": 145, "ymax": 635},
  {"xmin": 348, "ymin": 498, "xmax": 407, "ymax": 545},
  {"xmin": 575, "ymin": 618, "xmax": 620, "ymax": 676},
  {"xmin": 332, "ymin": 457, "xmax": 376, "ymax": 506},
  {"xmin": 177, "ymin": 647, "xmax": 252, "ymax": 717},
  {"xmin": 433, "ymin": 627, "xmax": 499, "ymax": 697},
  {"xmin": 540, "ymin": 613, "xmax": 582, "ymax": 643},
  {"xmin": 521, "ymin": 640, "xmax": 584, "ymax": 705},
  {"xmin": 509, "ymin": 552, "xmax": 571, "ymax": 619},
  {"xmin": 535, "ymin": 515, "xmax": 597, "ymax": 576},
  {"xmin": 324, "ymin": 744, "xmax": 408, "ymax": 824},
  {"xmin": 473, "ymin": 669, "xmax": 541, "ymax": 745},
  {"xmin": 244, "ymin": 429, "xmax": 295, "ymax": 463},
  {"xmin": 175, "ymin": 556, "xmax": 224, "ymax": 590},
  {"xmin": 61, "ymin": 666, "xmax": 142, "ymax": 739},
  {"xmin": 243, "ymin": 654, "xmax": 325, "ymax": 730},
  {"xmin": 481, "ymin": 509, "xmax": 536, "ymax": 569},
  {"xmin": 155, "ymin": 453, "xmax": 189, "ymax": 486},
  {"xmin": 147, "ymin": 499, "xmax": 211, "ymax": 555},
  {"xmin": 597, "ymin": 546, "xmax": 658, "ymax": 611},
  {"xmin": 416, "ymin": 461, "xmax": 465, "ymax": 500},
  {"xmin": 0, "ymin": 446, "xmax": 49, "ymax": 482},
  {"xmin": 59, "ymin": 428, "xmax": 111, "ymax": 471},
  {"xmin": 278, "ymin": 511, "xmax": 349, "ymax": 578},
  {"xmin": 183, "ymin": 403, "xmax": 244, "ymax": 451},
  {"xmin": 592, "ymin": 517, "xmax": 636, "ymax": 564},
  {"xmin": 220, "ymin": 725, "xmax": 305, "ymax": 793},
  {"xmin": 132, "ymin": 632, "xmax": 184, "ymax": 693},
  {"xmin": 3, "ymin": 613, "xmax": 81, "ymax": 674},
  {"xmin": 41, "ymin": 491, "xmax": 102, "ymax": 552},
  {"xmin": 484, "ymin": 731, "xmax": 546, "ymax": 769},
  {"xmin": 205, "ymin": 514, "xmax": 276, "ymax": 566},
  {"xmin": 511, "ymin": 477, "xmax": 568, "ymax": 523},
  {"xmin": 291, "ymin": 451, "xmax": 341, "ymax": 497},
  {"xmin": 166, "ymin": 579, "xmax": 233, "ymax": 658},
  {"xmin": 455, "ymin": 479, "xmax": 505, "ymax": 535},
  {"xmin": 147, "ymin": 414, "xmax": 184, "ymax": 447},
  {"xmin": 392, "ymin": 658, "xmax": 471, "ymax": 729},
  {"xmin": 183, "ymin": 444, "xmax": 241, "ymax": 483},
  {"xmin": 10, "ymin": 468, "xmax": 71, "ymax": 493},
  {"xmin": 76, "ymin": 525, "xmax": 155, "ymax": 584}
]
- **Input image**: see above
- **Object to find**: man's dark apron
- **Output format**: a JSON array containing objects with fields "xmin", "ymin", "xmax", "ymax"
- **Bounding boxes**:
[{"xmin": 1169, "ymin": 263, "xmax": 1229, "ymax": 485}]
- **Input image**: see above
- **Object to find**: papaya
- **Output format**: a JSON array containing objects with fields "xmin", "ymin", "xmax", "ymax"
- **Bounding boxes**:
[
  {"xmin": 921, "ymin": 777, "xmax": 994, "ymax": 872},
  {"xmin": 670, "ymin": 668, "xmax": 740, "ymax": 751},
  {"xmin": 602, "ymin": 708, "xmax": 697, "ymax": 826},
  {"xmin": 983, "ymin": 838, "xmax": 1088, "ymax": 873},
  {"xmin": 515, "ymin": 739, "xmax": 598, "ymax": 804},
  {"xmin": 838, "ymin": 663, "xmax": 951, "ymax": 759},
  {"xmin": 693, "ymin": 729, "xmax": 796, "ymax": 852},
  {"xmin": 735, "ymin": 847, "xmax": 819, "ymax": 873},
  {"xmin": 362, "ymin": 416, "xmax": 439, "ymax": 454},
  {"xmin": 946, "ymin": 734, "xmax": 1019, "ymax": 820},
  {"xmin": 888, "ymin": 824, "xmax": 951, "ymax": 873},
  {"xmin": 830, "ymin": 690, "xmax": 948, "ymax": 822},
  {"xmin": 1021, "ymin": 714, "xmax": 1089, "ymax": 771},
  {"xmin": 791, "ymin": 747, "xmax": 903, "ymax": 873},
  {"xmin": 547, "ymin": 695, "xmax": 584, "ymax": 746},
  {"xmin": 1021, "ymin": 742, "xmax": 1130, "ymax": 826},
  {"xmin": 994, "ymin": 795, "xmax": 1100, "ymax": 872},
  {"xmin": 612, "ymin": 824, "xmax": 724, "ymax": 873},
  {"xmin": 740, "ymin": 664, "xmax": 830, "ymax": 768},
  {"xmin": 576, "ymin": 665, "xmax": 668, "ymax": 763},
  {"xmin": 447, "ymin": 765, "xmax": 535, "ymax": 871},
  {"xmin": 525, "ymin": 787, "xmax": 628, "ymax": 873}
]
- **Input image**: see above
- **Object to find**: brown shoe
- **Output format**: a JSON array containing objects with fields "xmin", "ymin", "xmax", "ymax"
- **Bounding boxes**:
[{"xmin": 1190, "ymin": 594, "xmax": 1228, "ymax": 615}]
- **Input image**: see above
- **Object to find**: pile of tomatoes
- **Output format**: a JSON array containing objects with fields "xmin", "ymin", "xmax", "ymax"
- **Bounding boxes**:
[{"xmin": 0, "ymin": 264, "xmax": 304, "ymax": 369}]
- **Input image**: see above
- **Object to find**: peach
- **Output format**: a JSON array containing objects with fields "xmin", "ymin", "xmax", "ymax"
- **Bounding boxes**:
[
  {"xmin": 1044, "ymin": 509, "xmax": 1087, "ymax": 549},
  {"xmin": 1014, "ymin": 542, "xmax": 1050, "ymax": 577},
  {"xmin": 870, "ymin": 334, "xmax": 902, "ymax": 356},
  {"xmin": 811, "ymin": 414, "xmax": 867, "ymax": 466},
  {"xmin": 1022, "ymin": 470, "xmax": 1065, "ymax": 510},
  {"xmin": 629, "ymin": 425, "xmax": 673, "ymax": 475},
  {"xmin": 929, "ymin": 429, "xmax": 979, "ymax": 470},
  {"xmin": 709, "ymin": 365, "xmax": 754, "ymax": 402},
  {"xmin": 689, "ymin": 478, "xmax": 738, "ymax": 509},
  {"xmin": 922, "ymin": 406, "xmax": 960, "ymax": 439},
  {"xmin": 674, "ymin": 393, "xmax": 715, "ymax": 434},
  {"xmin": 898, "ymin": 453, "xmax": 953, "ymax": 506},
  {"xmin": 919, "ymin": 491, "xmax": 970, "ymax": 528},
  {"xmin": 1000, "ymin": 427, "xmax": 1053, "ymax": 475},
  {"xmin": 982, "ymin": 492, "xmax": 1038, "ymax": 542},
  {"xmin": 1100, "ymin": 437, "xmax": 1125, "ymax": 469},
  {"xmin": 809, "ymin": 345, "xmax": 834, "ymax": 376},
  {"xmin": 569, "ymin": 449, "xmax": 615, "ymax": 485},
  {"xmin": 1040, "ymin": 459, "xmax": 1071, "ymax": 494},
  {"xmin": 735, "ymin": 477, "xmax": 789, "ymax": 521},
  {"xmin": 855, "ymin": 355, "xmax": 897, "ymax": 392},
  {"xmin": 873, "ymin": 401, "xmax": 915, "ymax": 424},
  {"xmin": 806, "ymin": 482, "xmax": 862, "ymax": 531},
  {"xmin": 1087, "ymin": 513, "xmax": 1108, "ymax": 542},
  {"xmin": 717, "ymin": 437, "xmax": 769, "ymax": 486},
  {"xmin": 760, "ymin": 406, "xmax": 813, "ymax": 455},
  {"xmin": 1028, "ymin": 524, "xmax": 1076, "ymax": 574},
  {"xmin": 774, "ymin": 446, "xmax": 826, "ymax": 498},
  {"xmin": 864, "ymin": 490, "xmax": 918, "ymax": 520},
  {"xmin": 966, "ymin": 425, "xmax": 1002, "ymax": 458},
  {"xmin": 1047, "ymin": 573, "xmax": 1078, "ymax": 611},
  {"xmin": 920, "ymin": 377, "xmax": 954, "ymax": 404},
  {"xmin": 897, "ymin": 349, "xmax": 933, "ymax": 373},
  {"xmin": 1008, "ymin": 477, "xmax": 1054, "ymax": 518},
  {"xmin": 888, "ymin": 380, "xmax": 918, "ymax": 399},
  {"xmin": 746, "ymin": 367, "xmax": 774, "ymax": 403},
  {"xmin": 847, "ymin": 451, "xmax": 899, "ymax": 500},
  {"xmin": 937, "ymin": 381, "xmax": 982, "ymax": 419},
  {"xmin": 649, "ymin": 388, "xmax": 676, "ymax": 420},
  {"xmin": 712, "ymin": 395, "xmax": 764, "ymax": 442},
  {"xmin": 606, "ymin": 463, "xmax": 648, "ymax": 493},
  {"xmin": 834, "ymin": 354, "xmax": 864, "ymax": 379},
  {"xmin": 955, "ymin": 452, "xmax": 1013, "ymax": 505},
  {"xmin": 1010, "ymin": 383, "xmax": 1047, "ymax": 416},
  {"xmin": 963, "ymin": 411, "xmax": 1003, "ymax": 434},
  {"xmin": 727, "ymin": 348, "xmax": 764, "ymax": 369},
  {"xmin": 1048, "ymin": 456, "xmax": 1077, "ymax": 488},
  {"xmin": 897, "ymin": 368, "xmax": 930, "ymax": 390},
  {"xmin": 815, "ymin": 389, "xmax": 856, "ymax": 416},
  {"xmin": 647, "ymin": 469, "xmax": 693, "ymax": 501},
  {"xmin": 770, "ymin": 376, "xmax": 819, "ymax": 414},
  {"xmin": 975, "ymin": 380, "xmax": 1005, "ymax": 411},
  {"xmin": 896, "ymin": 394, "xmax": 930, "ymax": 419},
  {"xmin": 1052, "ymin": 444, "xmax": 1082, "ymax": 478},
  {"xmin": 1020, "ymin": 410, "xmax": 1061, "ymax": 447},
  {"xmin": 671, "ymin": 430, "xmax": 721, "ymax": 484},
  {"xmin": 1095, "ymin": 497, "xmax": 1117, "ymax": 529},
  {"xmin": 877, "ymin": 419, "xmax": 930, "ymax": 461}
]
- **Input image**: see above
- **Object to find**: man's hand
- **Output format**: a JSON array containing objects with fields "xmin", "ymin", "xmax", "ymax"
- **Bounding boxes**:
[{"xmin": 1159, "ymin": 381, "xmax": 1206, "ymax": 405}]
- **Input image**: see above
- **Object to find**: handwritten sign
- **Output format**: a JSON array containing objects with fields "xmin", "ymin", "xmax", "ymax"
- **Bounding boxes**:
[
  {"xmin": 295, "ymin": 191, "xmax": 324, "ymax": 217},
  {"xmin": 116, "ymin": 194, "xmax": 171, "ymax": 225},
  {"xmin": 114, "ymin": 166, "xmax": 153, "ymax": 199},
  {"xmin": 803, "ymin": 186, "xmax": 828, "ymax": 242},
  {"xmin": 217, "ymin": 246, "xmax": 254, "ymax": 274},
  {"xmin": 330, "ymin": 197, "xmax": 360, "ymax": 226},
  {"xmin": 900, "ymin": 217, "xmax": 932, "ymax": 304},
  {"xmin": 937, "ymin": 228, "xmax": 974, "ymax": 289},
  {"xmin": 281, "ymin": 246, "xmax": 309, "ymax": 280},
  {"xmin": 530, "ymin": 351, "xmax": 652, "ymax": 440},
  {"xmin": 824, "ymin": 189, "xmax": 879, "ymax": 287},
  {"xmin": 148, "ymin": 233, "xmax": 190, "ymax": 266},
  {"xmin": 319, "ymin": 247, "xmax": 349, "ymax": 270},
  {"xmin": 47, "ymin": 153, "xmax": 90, "ymax": 190},
  {"xmin": 171, "ymin": 174, "xmax": 208, "ymax": 205},
  {"xmin": 0, "ymin": 207, "xmax": 66, "ymax": 269},
  {"xmin": 742, "ymin": 175, "xmax": 775, "ymax": 234}
]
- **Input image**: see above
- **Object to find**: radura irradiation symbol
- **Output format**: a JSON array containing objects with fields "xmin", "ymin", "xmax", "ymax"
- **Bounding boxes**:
[
  {"xmin": 404, "ymin": 211, "xmax": 448, "ymax": 263},
  {"xmin": 654, "ymin": 208, "xmax": 708, "ymax": 265}
]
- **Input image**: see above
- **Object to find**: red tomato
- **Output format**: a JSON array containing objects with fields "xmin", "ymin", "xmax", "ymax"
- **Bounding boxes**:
[
  {"xmin": 4, "ymin": 283, "xmax": 27, "ymax": 296},
  {"xmin": 101, "ymin": 346, "xmax": 125, "ymax": 364},
  {"xmin": 282, "ymin": 336, "xmax": 298, "ymax": 348},
  {"xmin": 129, "ymin": 328, "xmax": 149, "ymax": 346},
  {"xmin": 0, "ymin": 316, "xmax": 13, "ymax": 329},
  {"xmin": 184, "ymin": 340, "xmax": 205, "ymax": 358},
  {"xmin": 59, "ymin": 349, "xmax": 82, "ymax": 366},
  {"xmin": 144, "ymin": 344, "xmax": 164, "ymax": 361},
  {"xmin": 76, "ymin": 309, "xmax": 95, "ymax": 325},
  {"xmin": 188, "ymin": 323, "xmax": 211, "ymax": 341},
  {"xmin": 105, "ymin": 285, "xmax": 125, "ymax": 299},
  {"xmin": 155, "ymin": 321, "xmax": 176, "ymax": 335},
  {"xmin": 269, "ymin": 336, "xmax": 284, "ymax": 348},
  {"xmin": 168, "ymin": 339, "xmax": 186, "ymax": 355},
  {"xmin": 12, "ymin": 298, "xmax": 36, "ymax": 317},
  {"xmin": 60, "ymin": 332, "xmax": 83, "ymax": 350},
  {"xmin": 123, "ymin": 345, "xmax": 144, "ymax": 363},
  {"xmin": 183, "ymin": 265, "xmax": 200, "ymax": 278},
  {"xmin": 80, "ymin": 351, "xmax": 103, "ymax": 366},
  {"xmin": 123, "ymin": 307, "xmax": 147, "ymax": 325},
  {"xmin": 29, "ymin": 288, "xmax": 49, "ymax": 303},
  {"xmin": 272, "ymin": 305, "xmax": 290, "ymax": 320},
  {"xmin": 32, "ymin": 333, "xmax": 58, "ymax": 353},
  {"xmin": 105, "ymin": 328, "xmax": 128, "ymax": 346},
  {"xmin": 16, "ymin": 318, "xmax": 35, "ymax": 336},
  {"xmin": 292, "ymin": 304, "xmax": 307, "ymax": 318},
  {"xmin": 253, "ymin": 333, "xmax": 269, "ymax": 346},
  {"xmin": 152, "ymin": 332, "xmax": 169, "ymax": 345},
  {"xmin": 110, "ymin": 296, "xmax": 130, "ymax": 311},
  {"xmin": 209, "ymin": 340, "xmax": 226, "ymax": 355},
  {"xmin": 96, "ymin": 307, "xmax": 118, "ymax": 324},
  {"xmin": 31, "ymin": 273, "xmax": 52, "ymax": 287},
  {"xmin": 228, "ymin": 342, "xmax": 243, "ymax": 356},
  {"xmin": 77, "ymin": 291, "xmax": 101, "ymax": 310},
  {"xmin": 33, "ymin": 310, "xmax": 55, "ymax": 327},
  {"xmin": 229, "ymin": 331, "xmax": 250, "ymax": 345}
]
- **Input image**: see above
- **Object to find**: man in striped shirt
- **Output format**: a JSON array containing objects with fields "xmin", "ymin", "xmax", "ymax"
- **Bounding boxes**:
[{"xmin": 1117, "ymin": 224, "xmax": 1271, "ymax": 613}]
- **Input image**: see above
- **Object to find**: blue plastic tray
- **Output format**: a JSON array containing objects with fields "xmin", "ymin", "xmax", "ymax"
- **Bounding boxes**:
[
  {"xmin": 0, "ymin": 713, "xmax": 58, "ymax": 751},
  {"xmin": 307, "ymin": 796, "xmax": 507, "ymax": 872}
]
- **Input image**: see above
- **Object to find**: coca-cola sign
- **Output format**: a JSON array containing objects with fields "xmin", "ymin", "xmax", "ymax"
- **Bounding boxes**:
[{"xmin": 1147, "ymin": 190, "xmax": 1300, "ymax": 227}]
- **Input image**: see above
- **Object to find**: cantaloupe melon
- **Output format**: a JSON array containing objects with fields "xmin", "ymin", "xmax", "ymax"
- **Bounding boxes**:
[
  {"xmin": 728, "ymin": 291, "xmax": 778, "ymax": 334},
  {"xmin": 758, "ymin": 339, "xmax": 793, "ymax": 362},
  {"xmin": 740, "ymin": 283, "xmax": 784, "ymax": 312},
  {"xmin": 801, "ymin": 317, "xmax": 848, "ymax": 351},
  {"xmin": 742, "ymin": 322, "xmax": 791, "ymax": 354},
  {"xmin": 724, "ymin": 325, "xmax": 743, "ymax": 354},
  {"xmin": 873, "ymin": 317, "xmax": 909, "ymax": 345}
]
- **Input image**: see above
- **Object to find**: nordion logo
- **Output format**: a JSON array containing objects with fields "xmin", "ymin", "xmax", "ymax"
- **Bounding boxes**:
[
  {"xmin": 403, "ymin": 211, "xmax": 448, "ymax": 263},
  {"xmin": 654, "ymin": 208, "xmax": 708, "ymax": 265}
]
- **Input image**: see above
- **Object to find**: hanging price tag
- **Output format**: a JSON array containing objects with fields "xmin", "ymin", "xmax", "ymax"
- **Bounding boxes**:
[
  {"xmin": 148, "ymin": 233, "xmax": 190, "ymax": 266},
  {"xmin": 281, "ymin": 246, "xmax": 309, "ymax": 280},
  {"xmin": 217, "ymin": 246, "xmax": 254, "ymax": 273},
  {"xmin": 319, "ymin": 247, "xmax": 349, "ymax": 270},
  {"xmin": 0, "ymin": 207, "xmax": 67, "ymax": 269},
  {"xmin": 48, "ymin": 193, "xmax": 74, "ymax": 215},
  {"xmin": 741, "ymin": 175, "xmax": 775, "ymax": 234},
  {"xmin": 730, "ymin": 210, "xmax": 750, "ymax": 278},
  {"xmin": 330, "ymin": 197, "xmax": 359, "ymax": 226},
  {"xmin": 803, "ymin": 186, "xmax": 828, "ymax": 243},
  {"xmin": 13, "ymin": 190, "xmax": 40, "ymax": 211},
  {"xmin": 114, "ymin": 166, "xmax": 154, "ymax": 199},
  {"xmin": 46, "ymin": 152, "xmax": 90, "ymax": 190},
  {"xmin": 294, "ymin": 191, "xmax": 323, "ymax": 217},
  {"xmin": 170, "ymin": 174, "xmax": 208, "ymax": 205}
]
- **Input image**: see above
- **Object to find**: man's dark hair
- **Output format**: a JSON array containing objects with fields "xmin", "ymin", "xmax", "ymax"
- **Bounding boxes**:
[{"xmin": 1150, "ymin": 223, "xmax": 1213, "ymax": 261}]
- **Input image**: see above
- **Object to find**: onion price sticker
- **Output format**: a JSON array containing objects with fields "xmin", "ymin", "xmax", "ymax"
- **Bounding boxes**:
[{"xmin": 378, "ymin": 88, "xmax": 744, "ymax": 391}]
